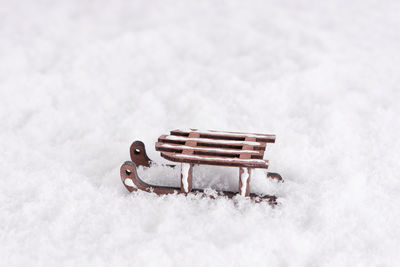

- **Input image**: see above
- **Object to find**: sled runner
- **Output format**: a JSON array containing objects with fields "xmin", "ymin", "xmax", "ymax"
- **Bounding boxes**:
[{"xmin": 120, "ymin": 129, "xmax": 282, "ymax": 204}]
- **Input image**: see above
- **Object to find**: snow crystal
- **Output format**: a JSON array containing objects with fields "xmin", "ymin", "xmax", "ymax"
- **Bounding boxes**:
[{"xmin": 124, "ymin": 178, "xmax": 136, "ymax": 188}]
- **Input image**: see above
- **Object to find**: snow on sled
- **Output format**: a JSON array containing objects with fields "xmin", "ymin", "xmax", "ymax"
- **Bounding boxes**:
[{"xmin": 120, "ymin": 129, "xmax": 282, "ymax": 204}]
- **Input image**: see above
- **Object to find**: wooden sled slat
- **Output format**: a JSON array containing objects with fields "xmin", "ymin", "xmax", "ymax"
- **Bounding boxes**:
[
  {"xmin": 156, "ymin": 129, "xmax": 272, "ymax": 168},
  {"xmin": 171, "ymin": 129, "xmax": 276, "ymax": 143},
  {"xmin": 160, "ymin": 152, "xmax": 269, "ymax": 168},
  {"xmin": 155, "ymin": 142, "xmax": 264, "ymax": 158},
  {"xmin": 158, "ymin": 134, "xmax": 266, "ymax": 150}
]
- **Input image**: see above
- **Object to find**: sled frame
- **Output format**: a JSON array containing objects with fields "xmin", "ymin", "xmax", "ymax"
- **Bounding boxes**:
[{"xmin": 120, "ymin": 129, "xmax": 282, "ymax": 204}]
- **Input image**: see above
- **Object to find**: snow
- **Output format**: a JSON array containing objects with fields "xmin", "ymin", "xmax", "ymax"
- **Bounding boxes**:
[
  {"xmin": 1, "ymin": 0, "xmax": 400, "ymax": 266},
  {"xmin": 181, "ymin": 163, "xmax": 191, "ymax": 193},
  {"xmin": 123, "ymin": 178, "xmax": 136, "ymax": 189}
]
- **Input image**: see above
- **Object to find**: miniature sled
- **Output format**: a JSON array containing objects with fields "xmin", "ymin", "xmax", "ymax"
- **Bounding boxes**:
[{"xmin": 120, "ymin": 129, "xmax": 282, "ymax": 204}]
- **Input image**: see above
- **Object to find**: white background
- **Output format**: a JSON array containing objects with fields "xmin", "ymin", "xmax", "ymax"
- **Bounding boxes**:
[{"xmin": 1, "ymin": 0, "xmax": 399, "ymax": 266}]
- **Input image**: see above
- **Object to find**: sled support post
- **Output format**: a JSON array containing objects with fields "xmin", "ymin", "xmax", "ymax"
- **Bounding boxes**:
[
  {"xmin": 239, "ymin": 167, "xmax": 251, "ymax": 197},
  {"xmin": 181, "ymin": 163, "xmax": 193, "ymax": 193},
  {"xmin": 238, "ymin": 136, "xmax": 254, "ymax": 197}
]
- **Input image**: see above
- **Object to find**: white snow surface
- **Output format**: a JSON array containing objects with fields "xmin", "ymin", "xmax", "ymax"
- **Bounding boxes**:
[
  {"xmin": 124, "ymin": 178, "xmax": 136, "ymax": 189},
  {"xmin": 1, "ymin": 0, "xmax": 400, "ymax": 266}
]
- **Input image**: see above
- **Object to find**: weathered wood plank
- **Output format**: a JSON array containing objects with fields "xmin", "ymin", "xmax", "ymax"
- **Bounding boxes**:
[
  {"xmin": 158, "ymin": 134, "xmax": 266, "ymax": 149},
  {"xmin": 171, "ymin": 129, "xmax": 276, "ymax": 143},
  {"xmin": 160, "ymin": 152, "xmax": 269, "ymax": 168},
  {"xmin": 155, "ymin": 142, "xmax": 263, "ymax": 158}
]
